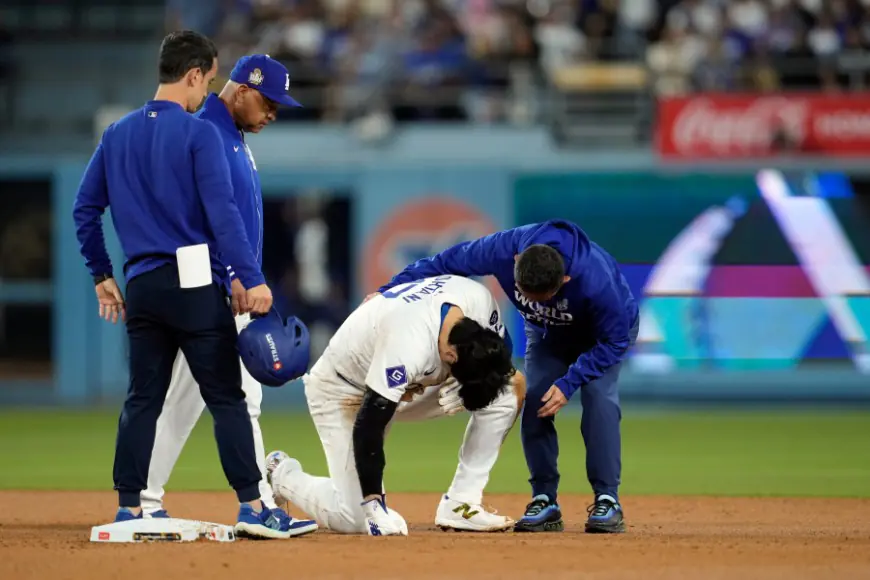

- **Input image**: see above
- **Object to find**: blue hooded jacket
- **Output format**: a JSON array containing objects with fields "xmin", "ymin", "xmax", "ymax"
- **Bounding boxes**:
[{"xmin": 378, "ymin": 220, "xmax": 639, "ymax": 399}]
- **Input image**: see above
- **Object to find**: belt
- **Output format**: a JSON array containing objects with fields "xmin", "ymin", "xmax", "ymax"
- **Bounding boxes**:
[{"xmin": 336, "ymin": 371, "xmax": 363, "ymax": 389}]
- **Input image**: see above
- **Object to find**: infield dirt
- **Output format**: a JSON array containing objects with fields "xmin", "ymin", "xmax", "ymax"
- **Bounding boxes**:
[{"xmin": 1, "ymin": 491, "xmax": 868, "ymax": 580}]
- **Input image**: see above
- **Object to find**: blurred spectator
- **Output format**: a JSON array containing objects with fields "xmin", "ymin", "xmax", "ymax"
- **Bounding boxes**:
[
  {"xmin": 578, "ymin": 0, "xmax": 620, "ymax": 60},
  {"xmin": 165, "ymin": 0, "xmax": 227, "ymax": 37},
  {"xmin": 776, "ymin": 25, "xmax": 822, "ymax": 89},
  {"xmin": 693, "ymin": 33, "xmax": 740, "ymax": 91},
  {"xmin": 394, "ymin": 8, "xmax": 469, "ymax": 121},
  {"xmin": 534, "ymin": 2, "xmax": 586, "ymax": 77},
  {"xmin": 464, "ymin": 3, "xmax": 535, "ymax": 123},
  {"xmin": 727, "ymin": 0, "xmax": 769, "ymax": 39},
  {"xmin": 647, "ymin": 19, "xmax": 707, "ymax": 95}
]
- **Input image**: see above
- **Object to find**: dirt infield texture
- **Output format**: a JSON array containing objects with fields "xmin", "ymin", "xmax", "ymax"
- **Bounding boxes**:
[{"xmin": 1, "ymin": 492, "xmax": 868, "ymax": 580}]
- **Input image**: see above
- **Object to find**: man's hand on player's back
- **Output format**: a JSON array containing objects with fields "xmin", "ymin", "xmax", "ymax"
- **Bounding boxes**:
[{"xmin": 363, "ymin": 292, "xmax": 380, "ymax": 304}]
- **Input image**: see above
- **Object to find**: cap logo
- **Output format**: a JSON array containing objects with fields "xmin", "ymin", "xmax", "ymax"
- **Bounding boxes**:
[{"xmin": 248, "ymin": 68, "xmax": 264, "ymax": 86}]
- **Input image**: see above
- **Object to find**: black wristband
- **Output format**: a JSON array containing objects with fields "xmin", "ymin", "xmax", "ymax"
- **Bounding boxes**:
[
  {"xmin": 353, "ymin": 388, "xmax": 398, "ymax": 498},
  {"xmin": 93, "ymin": 273, "xmax": 113, "ymax": 285}
]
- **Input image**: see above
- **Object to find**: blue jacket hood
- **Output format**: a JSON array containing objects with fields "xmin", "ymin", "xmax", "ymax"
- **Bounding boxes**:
[{"xmin": 517, "ymin": 219, "xmax": 589, "ymax": 280}]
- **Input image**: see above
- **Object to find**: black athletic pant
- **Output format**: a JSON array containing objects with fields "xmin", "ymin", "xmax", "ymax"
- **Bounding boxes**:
[{"xmin": 113, "ymin": 264, "xmax": 261, "ymax": 507}]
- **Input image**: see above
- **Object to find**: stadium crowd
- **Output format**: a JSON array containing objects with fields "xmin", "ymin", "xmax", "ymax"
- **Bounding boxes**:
[{"xmin": 166, "ymin": 0, "xmax": 870, "ymax": 121}]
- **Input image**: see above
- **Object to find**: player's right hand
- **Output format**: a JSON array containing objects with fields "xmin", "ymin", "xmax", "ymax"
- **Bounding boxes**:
[
  {"xmin": 245, "ymin": 284, "xmax": 273, "ymax": 315},
  {"xmin": 361, "ymin": 496, "xmax": 407, "ymax": 536}
]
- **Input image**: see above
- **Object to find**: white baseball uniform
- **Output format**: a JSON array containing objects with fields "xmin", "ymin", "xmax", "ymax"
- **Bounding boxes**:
[
  {"xmin": 270, "ymin": 275, "xmax": 523, "ymax": 533},
  {"xmin": 141, "ymin": 313, "xmax": 275, "ymax": 514}
]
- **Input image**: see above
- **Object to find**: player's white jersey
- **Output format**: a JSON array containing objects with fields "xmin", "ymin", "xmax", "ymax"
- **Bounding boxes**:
[{"xmin": 318, "ymin": 275, "xmax": 506, "ymax": 402}]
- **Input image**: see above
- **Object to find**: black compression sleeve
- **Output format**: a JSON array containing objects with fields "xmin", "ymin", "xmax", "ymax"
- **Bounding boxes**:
[{"xmin": 353, "ymin": 388, "xmax": 398, "ymax": 498}]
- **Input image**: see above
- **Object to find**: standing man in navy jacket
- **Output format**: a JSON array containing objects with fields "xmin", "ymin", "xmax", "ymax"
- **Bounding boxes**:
[
  {"xmin": 373, "ymin": 220, "xmax": 639, "ymax": 533},
  {"xmin": 73, "ymin": 31, "xmax": 298, "ymax": 539},
  {"xmin": 139, "ymin": 54, "xmax": 316, "ymax": 537}
]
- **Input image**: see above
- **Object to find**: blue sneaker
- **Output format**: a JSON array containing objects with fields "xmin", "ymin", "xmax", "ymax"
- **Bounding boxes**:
[
  {"xmin": 145, "ymin": 509, "xmax": 171, "ymax": 519},
  {"xmin": 513, "ymin": 494, "xmax": 564, "ymax": 532},
  {"xmin": 585, "ymin": 495, "xmax": 625, "ymax": 534},
  {"xmin": 234, "ymin": 502, "xmax": 318, "ymax": 539},
  {"xmin": 114, "ymin": 508, "xmax": 142, "ymax": 523}
]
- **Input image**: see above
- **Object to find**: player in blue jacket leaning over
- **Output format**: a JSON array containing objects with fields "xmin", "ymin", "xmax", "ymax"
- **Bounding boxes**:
[{"xmin": 374, "ymin": 220, "xmax": 639, "ymax": 533}]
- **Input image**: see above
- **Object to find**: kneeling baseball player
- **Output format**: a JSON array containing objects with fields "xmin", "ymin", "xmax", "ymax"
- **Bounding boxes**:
[{"xmin": 267, "ymin": 275, "xmax": 525, "ymax": 535}]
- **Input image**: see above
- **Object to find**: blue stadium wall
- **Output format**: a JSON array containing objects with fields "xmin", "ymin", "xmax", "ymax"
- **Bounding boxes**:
[{"xmin": 2, "ymin": 125, "xmax": 869, "ymax": 406}]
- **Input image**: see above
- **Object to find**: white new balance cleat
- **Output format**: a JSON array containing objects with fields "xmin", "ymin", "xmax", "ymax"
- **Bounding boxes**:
[
  {"xmin": 265, "ymin": 450, "xmax": 302, "ymax": 504},
  {"xmin": 265, "ymin": 450, "xmax": 292, "ymax": 482},
  {"xmin": 435, "ymin": 495, "xmax": 514, "ymax": 532}
]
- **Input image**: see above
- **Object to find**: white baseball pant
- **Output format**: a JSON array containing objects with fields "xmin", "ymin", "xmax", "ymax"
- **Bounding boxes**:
[
  {"xmin": 270, "ymin": 357, "xmax": 525, "ymax": 533},
  {"xmin": 141, "ymin": 313, "xmax": 275, "ymax": 514}
]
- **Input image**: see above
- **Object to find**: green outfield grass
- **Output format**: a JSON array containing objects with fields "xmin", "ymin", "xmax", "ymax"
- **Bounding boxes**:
[{"xmin": 1, "ymin": 409, "xmax": 868, "ymax": 497}]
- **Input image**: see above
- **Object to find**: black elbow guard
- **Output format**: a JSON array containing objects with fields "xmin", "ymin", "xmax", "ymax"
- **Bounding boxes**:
[{"xmin": 352, "ymin": 388, "xmax": 398, "ymax": 498}]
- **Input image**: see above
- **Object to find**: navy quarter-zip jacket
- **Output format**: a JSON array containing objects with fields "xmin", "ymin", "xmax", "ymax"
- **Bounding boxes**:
[{"xmin": 73, "ymin": 100, "xmax": 264, "ymax": 289}]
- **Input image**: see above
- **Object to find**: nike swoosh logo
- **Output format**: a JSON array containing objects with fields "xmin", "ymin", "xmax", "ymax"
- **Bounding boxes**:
[{"xmin": 423, "ymin": 368, "xmax": 437, "ymax": 376}]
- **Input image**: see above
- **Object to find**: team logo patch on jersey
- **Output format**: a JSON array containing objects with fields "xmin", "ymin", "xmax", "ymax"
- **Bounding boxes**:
[
  {"xmin": 385, "ymin": 365, "xmax": 408, "ymax": 388},
  {"xmin": 489, "ymin": 310, "xmax": 499, "ymax": 326}
]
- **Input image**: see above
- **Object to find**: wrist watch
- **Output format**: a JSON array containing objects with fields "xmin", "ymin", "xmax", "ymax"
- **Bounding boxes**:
[{"xmin": 94, "ymin": 273, "xmax": 113, "ymax": 285}]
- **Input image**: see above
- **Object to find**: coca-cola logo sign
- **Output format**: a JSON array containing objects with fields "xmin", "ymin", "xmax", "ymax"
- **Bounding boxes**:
[
  {"xmin": 657, "ymin": 94, "xmax": 870, "ymax": 158},
  {"xmin": 670, "ymin": 97, "xmax": 809, "ymax": 154}
]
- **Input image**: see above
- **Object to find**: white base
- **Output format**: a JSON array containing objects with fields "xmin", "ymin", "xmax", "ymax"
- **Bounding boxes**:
[{"xmin": 90, "ymin": 518, "xmax": 236, "ymax": 543}]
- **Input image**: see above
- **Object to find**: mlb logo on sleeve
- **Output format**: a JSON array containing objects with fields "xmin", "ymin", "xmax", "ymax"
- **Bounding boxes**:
[{"xmin": 385, "ymin": 366, "xmax": 408, "ymax": 388}]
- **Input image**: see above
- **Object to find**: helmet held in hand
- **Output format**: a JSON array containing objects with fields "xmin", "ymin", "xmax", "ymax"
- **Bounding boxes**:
[{"xmin": 238, "ymin": 310, "xmax": 310, "ymax": 387}]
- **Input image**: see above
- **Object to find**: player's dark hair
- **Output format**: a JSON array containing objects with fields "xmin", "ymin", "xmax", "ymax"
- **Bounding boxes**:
[
  {"xmin": 515, "ymin": 244, "xmax": 565, "ymax": 296},
  {"xmin": 448, "ymin": 318, "xmax": 514, "ymax": 411},
  {"xmin": 158, "ymin": 30, "xmax": 218, "ymax": 84}
]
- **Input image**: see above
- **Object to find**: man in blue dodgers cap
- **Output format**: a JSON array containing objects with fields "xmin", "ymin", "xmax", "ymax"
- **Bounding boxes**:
[{"xmin": 140, "ymin": 55, "xmax": 315, "ymax": 537}]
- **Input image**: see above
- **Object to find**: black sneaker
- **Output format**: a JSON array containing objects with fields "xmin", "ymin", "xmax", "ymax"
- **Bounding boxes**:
[
  {"xmin": 585, "ymin": 495, "xmax": 625, "ymax": 533},
  {"xmin": 513, "ymin": 494, "xmax": 564, "ymax": 532}
]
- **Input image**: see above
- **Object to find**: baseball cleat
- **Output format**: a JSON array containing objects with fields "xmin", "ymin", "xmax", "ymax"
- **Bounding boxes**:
[
  {"xmin": 585, "ymin": 495, "xmax": 625, "ymax": 534},
  {"xmin": 265, "ymin": 450, "xmax": 289, "ymax": 482},
  {"xmin": 114, "ymin": 508, "xmax": 142, "ymax": 523},
  {"xmin": 513, "ymin": 494, "xmax": 564, "ymax": 532},
  {"xmin": 265, "ymin": 449, "xmax": 302, "ymax": 506},
  {"xmin": 143, "ymin": 509, "xmax": 171, "ymax": 519},
  {"xmin": 234, "ymin": 502, "xmax": 318, "ymax": 539},
  {"xmin": 435, "ymin": 495, "xmax": 514, "ymax": 532}
]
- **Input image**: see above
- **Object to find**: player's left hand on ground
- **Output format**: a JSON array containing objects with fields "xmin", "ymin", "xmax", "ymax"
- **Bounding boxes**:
[
  {"xmin": 362, "ymin": 496, "xmax": 407, "ymax": 536},
  {"xmin": 95, "ymin": 279, "xmax": 126, "ymax": 324},
  {"xmin": 538, "ymin": 385, "xmax": 568, "ymax": 418},
  {"xmin": 438, "ymin": 378, "xmax": 465, "ymax": 416},
  {"xmin": 230, "ymin": 278, "xmax": 248, "ymax": 315}
]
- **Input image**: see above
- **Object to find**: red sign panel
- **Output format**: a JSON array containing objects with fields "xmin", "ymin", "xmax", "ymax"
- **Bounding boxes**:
[{"xmin": 656, "ymin": 94, "xmax": 870, "ymax": 158}]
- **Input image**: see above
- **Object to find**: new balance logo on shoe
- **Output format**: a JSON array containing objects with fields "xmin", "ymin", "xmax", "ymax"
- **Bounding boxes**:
[{"xmin": 452, "ymin": 503, "xmax": 480, "ymax": 520}]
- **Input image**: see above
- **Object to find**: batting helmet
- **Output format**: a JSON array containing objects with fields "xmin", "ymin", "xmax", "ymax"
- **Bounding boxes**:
[{"xmin": 237, "ymin": 310, "xmax": 311, "ymax": 387}]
